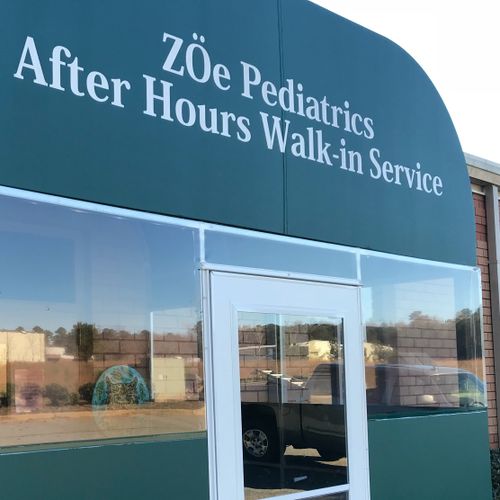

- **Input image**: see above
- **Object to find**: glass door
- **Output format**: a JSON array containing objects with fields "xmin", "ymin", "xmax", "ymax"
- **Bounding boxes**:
[{"xmin": 209, "ymin": 272, "xmax": 370, "ymax": 500}]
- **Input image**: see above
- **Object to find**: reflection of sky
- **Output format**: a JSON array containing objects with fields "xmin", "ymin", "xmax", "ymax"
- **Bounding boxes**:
[
  {"xmin": 0, "ymin": 196, "xmax": 200, "ymax": 334},
  {"xmin": 0, "ymin": 195, "xmax": 481, "ymax": 335},
  {"xmin": 206, "ymin": 230, "xmax": 357, "ymax": 279},
  {"xmin": 151, "ymin": 307, "xmax": 199, "ymax": 336},
  {"xmin": 361, "ymin": 255, "xmax": 480, "ymax": 324},
  {"xmin": 0, "ymin": 231, "xmax": 75, "ymax": 302}
]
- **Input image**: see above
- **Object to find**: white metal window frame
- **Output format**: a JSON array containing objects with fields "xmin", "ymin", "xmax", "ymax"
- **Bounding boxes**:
[
  {"xmin": 207, "ymin": 272, "xmax": 370, "ymax": 500},
  {"xmin": 0, "ymin": 185, "xmax": 482, "ymax": 498},
  {"xmin": 0, "ymin": 184, "xmax": 478, "ymax": 276}
]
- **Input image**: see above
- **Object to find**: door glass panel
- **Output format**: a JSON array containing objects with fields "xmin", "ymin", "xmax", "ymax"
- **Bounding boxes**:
[{"xmin": 239, "ymin": 312, "xmax": 348, "ymax": 499}]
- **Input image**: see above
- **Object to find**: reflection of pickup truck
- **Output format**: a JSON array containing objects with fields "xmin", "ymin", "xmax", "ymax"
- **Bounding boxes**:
[{"xmin": 241, "ymin": 363, "xmax": 485, "ymax": 463}]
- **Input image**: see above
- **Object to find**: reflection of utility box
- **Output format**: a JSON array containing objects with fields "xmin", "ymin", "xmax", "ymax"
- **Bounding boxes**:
[
  {"xmin": 153, "ymin": 357, "xmax": 185, "ymax": 402},
  {"xmin": 0, "ymin": 344, "xmax": 6, "ymax": 395},
  {"xmin": 308, "ymin": 340, "xmax": 331, "ymax": 360}
]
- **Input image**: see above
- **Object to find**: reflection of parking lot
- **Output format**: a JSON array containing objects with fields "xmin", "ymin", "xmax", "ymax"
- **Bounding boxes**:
[
  {"xmin": 0, "ymin": 406, "xmax": 205, "ymax": 446},
  {"xmin": 244, "ymin": 447, "xmax": 347, "ymax": 500}
]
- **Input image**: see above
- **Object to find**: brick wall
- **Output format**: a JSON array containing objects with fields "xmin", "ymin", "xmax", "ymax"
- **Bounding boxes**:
[{"xmin": 474, "ymin": 192, "xmax": 498, "ymax": 448}]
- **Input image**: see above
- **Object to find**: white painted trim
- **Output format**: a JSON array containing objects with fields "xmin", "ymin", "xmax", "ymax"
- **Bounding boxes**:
[
  {"xmin": 356, "ymin": 252, "xmax": 362, "ymax": 282},
  {"xmin": 149, "ymin": 312, "xmax": 155, "ymax": 401},
  {"xmin": 200, "ymin": 227, "xmax": 207, "ymax": 262},
  {"xmin": 471, "ymin": 184, "xmax": 485, "ymax": 196},
  {"xmin": 200, "ymin": 262, "xmax": 361, "ymax": 287},
  {"xmin": 465, "ymin": 152, "xmax": 500, "ymax": 175},
  {"xmin": 352, "ymin": 286, "xmax": 371, "ymax": 498},
  {"xmin": 209, "ymin": 271, "xmax": 370, "ymax": 500},
  {"xmin": 202, "ymin": 269, "xmax": 219, "ymax": 500},
  {"xmin": 258, "ymin": 484, "xmax": 349, "ymax": 500}
]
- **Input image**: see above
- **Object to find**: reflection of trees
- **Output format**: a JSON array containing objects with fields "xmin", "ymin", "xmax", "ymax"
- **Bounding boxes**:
[
  {"xmin": 366, "ymin": 327, "xmax": 397, "ymax": 357},
  {"xmin": 195, "ymin": 320, "xmax": 203, "ymax": 361},
  {"xmin": 456, "ymin": 308, "xmax": 482, "ymax": 360},
  {"xmin": 366, "ymin": 308, "xmax": 483, "ymax": 362},
  {"xmin": 75, "ymin": 323, "xmax": 96, "ymax": 361},
  {"xmin": 31, "ymin": 325, "xmax": 54, "ymax": 345},
  {"xmin": 52, "ymin": 326, "xmax": 74, "ymax": 355},
  {"xmin": 0, "ymin": 319, "xmax": 206, "ymax": 411},
  {"xmin": 47, "ymin": 323, "xmax": 97, "ymax": 359}
]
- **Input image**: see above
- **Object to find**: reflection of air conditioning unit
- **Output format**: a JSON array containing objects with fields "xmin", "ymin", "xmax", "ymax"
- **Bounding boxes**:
[{"xmin": 152, "ymin": 357, "xmax": 185, "ymax": 402}]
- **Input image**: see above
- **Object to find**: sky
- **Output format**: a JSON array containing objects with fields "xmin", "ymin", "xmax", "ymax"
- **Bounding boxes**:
[{"xmin": 310, "ymin": 1, "xmax": 500, "ymax": 164}]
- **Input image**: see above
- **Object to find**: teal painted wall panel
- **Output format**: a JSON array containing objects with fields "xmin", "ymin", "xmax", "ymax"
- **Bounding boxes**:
[
  {"xmin": 0, "ymin": 0, "xmax": 476, "ymax": 265},
  {"xmin": 280, "ymin": 0, "xmax": 475, "ymax": 265},
  {"xmin": 0, "ymin": 436, "xmax": 209, "ymax": 499},
  {"xmin": 368, "ymin": 412, "xmax": 492, "ymax": 500},
  {"xmin": 0, "ymin": 0, "xmax": 285, "ymax": 234}
]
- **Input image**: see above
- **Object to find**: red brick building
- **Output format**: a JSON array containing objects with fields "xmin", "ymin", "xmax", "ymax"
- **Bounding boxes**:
[{"xmin": 469, "ymin": 152, "xmax": 500, "ymax": 448}]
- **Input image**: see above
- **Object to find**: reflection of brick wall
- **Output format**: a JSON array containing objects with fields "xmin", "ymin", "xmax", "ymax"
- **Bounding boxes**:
[
  {"xmin": 239, "ymin": 325, "xmax": 320, "ymax": 382},
  {"xmin": 390, "ymin": 370, "xmax": 458, "ymax": 407},
  {"xmin": 93, "ymin": 331, "xmax": 150, "ymax": 382},
  {"xmin": 396, "ymin": 322, "xmax": 457, "ymax": 361},
  {"xmin": 474, "ymin": 192, "xmax": 498, "ymax": 447},
  {"xmin": 392, "ymin": 319, "xmax": 457, "ymax": 406},
  {"xmin": 92, "ymin": 330, "xmax": 202, "ymax": 401},
  {"xmin": 381, "ymin": 320, "xmax": 459, "ymax": 408},
  {"xmin": 367, "ymin": 318, "xmax": 459, "ymax": 407},
  {"xmin": 239, "ymin": 324, "xmax": 338, "ymax": 404},
  {"xmin": 239, "ymin": 326, "xmax": 278, "ymax": 383}
]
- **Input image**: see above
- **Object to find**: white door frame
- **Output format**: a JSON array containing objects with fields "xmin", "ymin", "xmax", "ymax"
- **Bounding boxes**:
[{"xmin": 202, "ymin": 268, "xmax": 370, "ymax": 500}]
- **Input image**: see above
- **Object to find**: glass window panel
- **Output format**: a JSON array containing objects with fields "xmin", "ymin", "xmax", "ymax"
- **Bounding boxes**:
[
  {"xmin": 360, "ymin": 254, "xmax": 485, "ymax": 417},
  {"xmin": 239, "ymin": 312, "xmax": 348, "ymax": 500},
  {"xmin": 205, "ymin": 231, "xmax": 357, "ymax": 279},
  {"xmin": 0, "ymin": 195, "xmax": 204, "ymax": 447}
]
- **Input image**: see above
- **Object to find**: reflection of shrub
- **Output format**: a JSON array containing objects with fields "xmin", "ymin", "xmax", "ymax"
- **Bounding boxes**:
[
  {"xmin": 78, "ymin": 382, "xmax": 95, "ymax": 403},
  {"xmin": 43, "ymin": 384, "xmax": 70, "ymax": 406},
  {"xmin": 69, "ymin": 393, "xmax": 79, "ymax": 405},
  {"xmin": 492, "ymin": 449, "xmax": 500, "ymax": 499},
  {"xmin": 330, "ymin": 341, "xmax": 343, "ymax": 360}
]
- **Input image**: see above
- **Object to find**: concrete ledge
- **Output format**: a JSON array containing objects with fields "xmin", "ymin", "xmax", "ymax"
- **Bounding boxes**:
[{"xmin": 467, "ymin": 152, "xmax": 500, "ymax": 186}]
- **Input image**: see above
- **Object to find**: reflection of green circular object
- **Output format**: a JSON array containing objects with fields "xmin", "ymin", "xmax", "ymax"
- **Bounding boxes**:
[{"xmin": 92, "ymin": 365, "xmax": 149, "ymax": 408}]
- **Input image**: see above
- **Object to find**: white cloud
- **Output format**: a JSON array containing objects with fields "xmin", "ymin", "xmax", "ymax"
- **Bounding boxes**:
[{"xmin": 310, "ymin": 0, "xmax": 500, "ymax": 163}]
